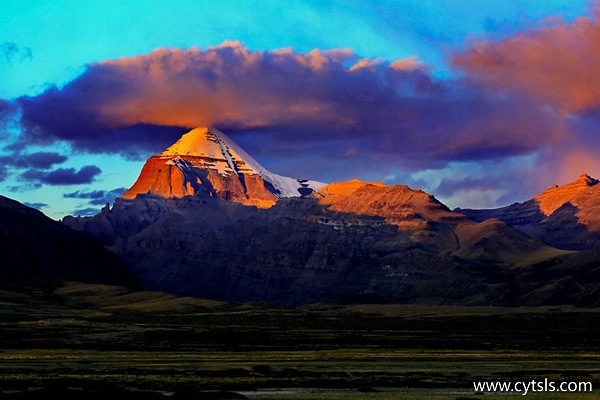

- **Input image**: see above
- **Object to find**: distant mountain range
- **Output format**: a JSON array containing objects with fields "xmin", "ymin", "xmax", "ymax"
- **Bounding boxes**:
[{"xmin": 55, "ymin": 127, "xmax": 600, "ymax": 306}]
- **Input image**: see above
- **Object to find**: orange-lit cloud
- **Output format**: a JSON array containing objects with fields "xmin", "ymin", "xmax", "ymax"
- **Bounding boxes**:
[
  {"xmin": 14, "ymin": 41, "xmax": 561, "ymax": 168},
  {"xmin": 453, "ymin": 8, "xmax": 600, "ymax": 112},
  {"xmin": 390, "ymin": 56, "xmax": 424, "ymax": 71},
  {"xmin": 90, "ymin": 42, "xmax": 360, "ymax": 129},
  {"xmin": 448, "ymin": 6, "xmax": 600, "ymax": 201}
]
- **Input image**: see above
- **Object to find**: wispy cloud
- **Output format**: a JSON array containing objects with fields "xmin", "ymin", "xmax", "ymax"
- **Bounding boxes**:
[
  {"xmin": 0, "ymin": 151, "xmax": 67, "ymax": 169},
  {"xmin": 21, "ymin": 165, "xmax": 102, "ymax": 185},
  {"xmin": 0, "ymin": 42, "xmax": 32, "ymax": 65},
  {"xmin": 63, "ymin": 187, "xmax": 126, "ymax": 205},
  {"xmin": 71, "ymin": 207, "xmax": 102, "ymax": 217},
  {"xmin": 23, "ymin": 202, "xmax": 48, "ymax": 209}
]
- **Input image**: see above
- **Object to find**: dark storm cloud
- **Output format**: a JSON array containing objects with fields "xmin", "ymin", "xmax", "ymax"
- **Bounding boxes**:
[
  {"xmin": 21, "ymin": 165, "xmax": 102, "ymax": 185},
  {"xmin": 22, "ymin": 152, "xmax": 68, "ymax": 169}
]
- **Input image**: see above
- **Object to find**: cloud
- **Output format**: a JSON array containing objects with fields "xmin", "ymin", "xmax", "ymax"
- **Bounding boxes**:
[
  {"xmin": 0, "ymin": 151, "xmax": 66, "ymax": 183},
  {"xmin": 0, "ymin": 42, "xmax": 32, "ymax": 65},
  {"xmin": 0, "ymin": 166, "xmax": 8, "ymax": 182},
  {"xmin": 453, "ymin": 7, "xmax": 600, "ymax": 113},
  {"xmin": 13, "ymin": 41, "xmax": 561, "ymax": 171},
  {"xmin": 7, "ymin": 183, "xmax": 41, "ymax": 192},
  {"xmin": 0, "ymin": 99, "xmax": 10, "ymax": 113},
  {"xmin": 21, "ymin": 165, "xmax": 102, "ymax": 185},
  {"xmin": 63, "ymin": 187, "xmax": 127, "ymax": 205},
  {"xmin": 71, "ymin": 207, "xmax": 101, "ymax": 217},
  {"xmin": 23, "ymin": 202, "xmax": 48, "ymax": 209},
  {"xmin": 0, "ymin": 151, "xmax": 67, "ymax": 169},
  {"xmin": 449, "ymin": 5, "xmax": 600, "ymax": 199},
  {"xmin": 435, "ymin": 177, "xmax": 501, "ymax": 197},
  {"xmin": 0, "ymin": 99, "xmax": 18, "ymax": 137},
  {"xmin": 390, "ymin": 56, "xmax": 425, "ymax": 72},
  {"xmin": 20, "ymin": 152, "xmax": 68, "ymax": 169}
]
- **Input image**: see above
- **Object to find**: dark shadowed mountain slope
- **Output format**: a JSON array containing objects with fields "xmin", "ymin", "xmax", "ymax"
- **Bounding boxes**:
[
  {"xmin": 62, "ymin": 129, "xmax": 598, "ymax": 307},
  {"xmin": 65, "ymin": 193, "xmax": 486, "ymax": 305},
  {"xmin": 63, "ymin": 185, "xmax": 570, "ymax": 306},
  {"xmin": 0, "ymin": 195, "xmax": 139, "ymax": 288}
]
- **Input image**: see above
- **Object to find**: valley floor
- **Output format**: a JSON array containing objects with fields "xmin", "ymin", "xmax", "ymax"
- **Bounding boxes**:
[{"xmin": 1, "ymin": 283, "xmax": 599, "ymax": 399}]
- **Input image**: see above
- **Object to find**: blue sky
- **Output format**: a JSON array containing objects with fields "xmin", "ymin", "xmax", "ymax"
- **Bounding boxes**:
[
  {"xmin": 1, "ymin": 0, "xmax": 589, "ymax": 99},
  {"xmin": 0, "ymin": 0, "xmax": 596, "ymax": 219}
]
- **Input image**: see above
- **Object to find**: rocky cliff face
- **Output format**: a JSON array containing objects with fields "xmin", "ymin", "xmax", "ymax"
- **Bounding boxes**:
[{"xmin": 460, "ymin": 173, "xmax": 600, "ymax": 250}]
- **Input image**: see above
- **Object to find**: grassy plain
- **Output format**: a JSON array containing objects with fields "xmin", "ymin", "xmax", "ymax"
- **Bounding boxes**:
[{"xmin": 0, "ymin": 283, "xmax": 599, "ymax": 399}]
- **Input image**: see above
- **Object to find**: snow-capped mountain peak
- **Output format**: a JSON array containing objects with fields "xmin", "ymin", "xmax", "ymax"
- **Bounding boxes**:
[
  {"xmin": 123, "ymin": 126, "xmax": 325, "ymax": 206},
  {"xmin": 161, "ymin": 127, "xmax": 253, "ymax": 178}
]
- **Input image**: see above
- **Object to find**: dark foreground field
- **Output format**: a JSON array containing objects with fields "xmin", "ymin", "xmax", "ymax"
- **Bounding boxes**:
[{"xmin": 1, "ymin": 283, "xmax": 599, "ymax": 399}]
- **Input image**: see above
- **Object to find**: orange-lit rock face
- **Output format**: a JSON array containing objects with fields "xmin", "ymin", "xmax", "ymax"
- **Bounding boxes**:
[
  {"xmin": 534, "ymin": 173, "xmax": 599, "ymax": 216},
  {"xmin": 316, "ymin": 179, "xmax": 469, "ymax": 226},
  {"xmin": 123, "ymin": 127, "xmax": 281, "ymax": 207},
  {"xmin": 460, "ymin": 172, "xmax": 600, "ymax": 250},
  {"xmin": 537, "ymin": 173, "xmax": 600, "ymax": 234},
  {"xmin": 315, "ymin": 179, "xmax": 474, "ymax": 255},
  {"xmin": 122, "ymin": 155, "xmax": 277, "ymax": 207}
]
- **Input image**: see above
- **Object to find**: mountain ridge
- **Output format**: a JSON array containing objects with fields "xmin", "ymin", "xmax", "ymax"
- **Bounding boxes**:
[{"xmin": 59, "ymin": 127, "xmax": 600, "ymax": 306}]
